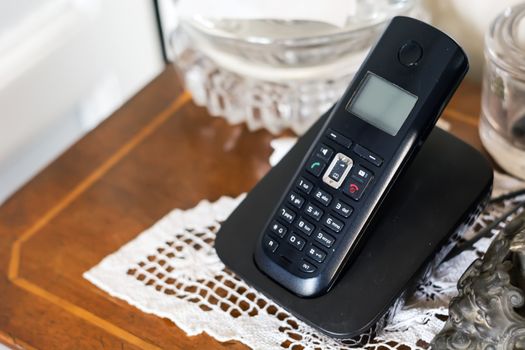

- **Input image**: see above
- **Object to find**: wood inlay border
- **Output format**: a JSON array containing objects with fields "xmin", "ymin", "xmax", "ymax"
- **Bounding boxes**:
[{"xmin": 7, "ymin": 92, "xmax": 191, "ymax": 350}]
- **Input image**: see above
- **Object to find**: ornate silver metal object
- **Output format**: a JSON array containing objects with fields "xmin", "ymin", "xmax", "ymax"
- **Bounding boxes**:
[{"xmin": 432, "ymin": 210, "xmax": 525, "ymax": 349}]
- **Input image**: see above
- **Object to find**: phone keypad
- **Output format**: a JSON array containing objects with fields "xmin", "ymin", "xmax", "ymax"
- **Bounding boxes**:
[
  {"xmin": 295, "ymin": 218, "xmax": 315, "ymax": 236},
  {"xmin": 306, "ymin": 246, "xmax": 327, "ymax": 263},
  {"xmin": 262, "ymin": 130, "xmax": 378, "ymax": 276},
  {"xmin": 323, "ymin": 214, "xmax": 344, "ymax": 233},
  {"xmin": 288, "ymin": 192, "xmax": 305, "ymax": 209},
  {"xmin": 313, "ymin": 188, "xmax": 332, "ymax": 206},
  {"xmin": 314, "ymin": 231, "xmax": 335, "ymax": 248},
  {"xmin": 297, "ymin": 177, "xmax": 313, "ymax": 194},
  {"xmin": 278, "ymin": 207, "xmax": 296, "ymax": 223},
  {"xmin": 287, "ymin": 233, "xmax": 306, "ymax": 251},
  {"xmin": 332, "ymin": 200, "xmax": 353, "ymax": 217},
  {"xmin": 305, "ymin": 203, "xmax": 324, "ymax": 221},
  {"xmin": 270, "ymin": 220, "xmax": 287, "ymax": 238}
]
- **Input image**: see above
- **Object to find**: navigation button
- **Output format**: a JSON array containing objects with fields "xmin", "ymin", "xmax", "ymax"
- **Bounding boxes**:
[
  {"xmin": 328, "ymin": 158, "xmax": 349, "ymax": 182},
  {"xmin": 322, "ymin": 153, "xmax": 353, "ymax": 189}
]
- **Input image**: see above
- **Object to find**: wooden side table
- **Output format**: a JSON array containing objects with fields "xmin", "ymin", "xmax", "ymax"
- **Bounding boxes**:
[{"xmin": 0, "ymin": 66, "xmax": 486, "ymax": 349}]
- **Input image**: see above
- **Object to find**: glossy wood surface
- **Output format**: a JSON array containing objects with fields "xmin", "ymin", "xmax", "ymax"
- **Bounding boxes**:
[{"xmin": 0, "ymin": 66, "xmax": 488, "ymax": 349}]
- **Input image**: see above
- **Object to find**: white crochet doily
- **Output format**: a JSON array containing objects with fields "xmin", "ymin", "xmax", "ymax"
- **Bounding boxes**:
[{"xmin": 84, "ymin": 139, "xmax": 525, "ymax": 350}]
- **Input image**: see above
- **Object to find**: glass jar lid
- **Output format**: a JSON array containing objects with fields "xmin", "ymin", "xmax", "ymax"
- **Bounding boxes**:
[{"xmin": 486, "ymin": 3, "xmax": 525, "ymax": 77}]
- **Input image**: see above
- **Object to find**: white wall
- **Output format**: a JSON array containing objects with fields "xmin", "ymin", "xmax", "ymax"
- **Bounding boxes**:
[
  {"xmin": 424, "ymin": 0, "xmax": 523, "ymax": 81},
  {"xmin": 0, "ymin": 0, "xmax": 164, "ymax": 204}
]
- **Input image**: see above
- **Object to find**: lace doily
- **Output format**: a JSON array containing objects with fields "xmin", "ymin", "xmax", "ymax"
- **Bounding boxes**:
[{"xmin": 84, "ymin": 140, "xmax": 525, "ymax": 350}]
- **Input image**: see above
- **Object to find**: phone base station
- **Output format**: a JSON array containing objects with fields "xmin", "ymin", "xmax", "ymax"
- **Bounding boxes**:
[{"xmin": 215, "ymin": 110, "xmax": 493, "ymax": 339}]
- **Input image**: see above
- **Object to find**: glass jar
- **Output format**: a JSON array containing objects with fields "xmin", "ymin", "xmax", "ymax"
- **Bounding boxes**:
[
  {"xmin": 169, "ymin": 0, "xmax": 428, "ymax": 134},
  {"xmin": 480, "ymin": 3, "xmax": 525, "ymax": 179}
]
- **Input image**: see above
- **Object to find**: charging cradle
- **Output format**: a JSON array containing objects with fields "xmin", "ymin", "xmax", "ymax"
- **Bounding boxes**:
[{"xmin": 215, "ymin": 109, "xmax": 493, "ymax": 338}]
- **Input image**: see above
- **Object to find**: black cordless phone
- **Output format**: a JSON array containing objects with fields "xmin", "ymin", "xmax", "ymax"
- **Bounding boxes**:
[{"xmin": 254, "ymin": 17, "xmax": 468, "ymax": 297}]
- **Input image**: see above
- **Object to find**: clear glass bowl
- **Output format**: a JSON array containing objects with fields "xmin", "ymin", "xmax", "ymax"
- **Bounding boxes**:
[
  {"xmin": 480, "ymin": 3, "xmax": 525, "ymax": 179},
  {"xmin": 170, "ymin": 0, "xmax": 428, "ymax": 134}
]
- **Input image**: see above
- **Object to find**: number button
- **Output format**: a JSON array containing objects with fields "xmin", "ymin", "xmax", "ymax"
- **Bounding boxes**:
[
  {"xmin": 313, "ymin": 188, "xmax": 332, "ymax": 206},
  {"xmin": 306, "ymin": 246, "xmax": 327, "ymax": 263},
  {"xmin": 287, "ymin": 192, "xmax": 305, "ymax": 209},
  {"xmin": 297, "ymin": 177, "xmax": 313, "ymax": 194},
  {"xmin": 304, "ymin": 203, "xmax": 324, "ymax": 221},
  {"xmin": 299, "ymin": 260, "xmax": 316, "ymax": 273},
  {"xmin": 263, "ymin": 235, "xmax": 279, "ymax": 253},
  {"xmin": 270, "ymin": 220, "xmax": 287, "ymax": 238},
  {"xmin": 294, "ymin": 218, "xmax": 315, "ymax": 236},
  {"xmin": 278, "ymin": 207, "xmax": 295, "ymax": 224},
  {"xmin": 332, "ymin": 200, "xmax": 353, "ymax": 218},
  {"xmin": 287, "ymin": 233, "xmax": 306, "ymax": 251},
  {"xmin": 306, "ymin": 156, "xmax": 326, "ymax": 177},
  {"xmin": 323, "ymin": 214, "xmax": 344, "ymax": 233},
  {"xmin": 314, "ymin": 231, "xmax": 335, "ymax": 248}
]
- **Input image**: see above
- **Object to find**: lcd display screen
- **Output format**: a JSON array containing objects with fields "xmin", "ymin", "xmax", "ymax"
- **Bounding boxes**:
[{"xmin": 346, "ymin": 72, "xmax": 418, "ymax": 136}]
